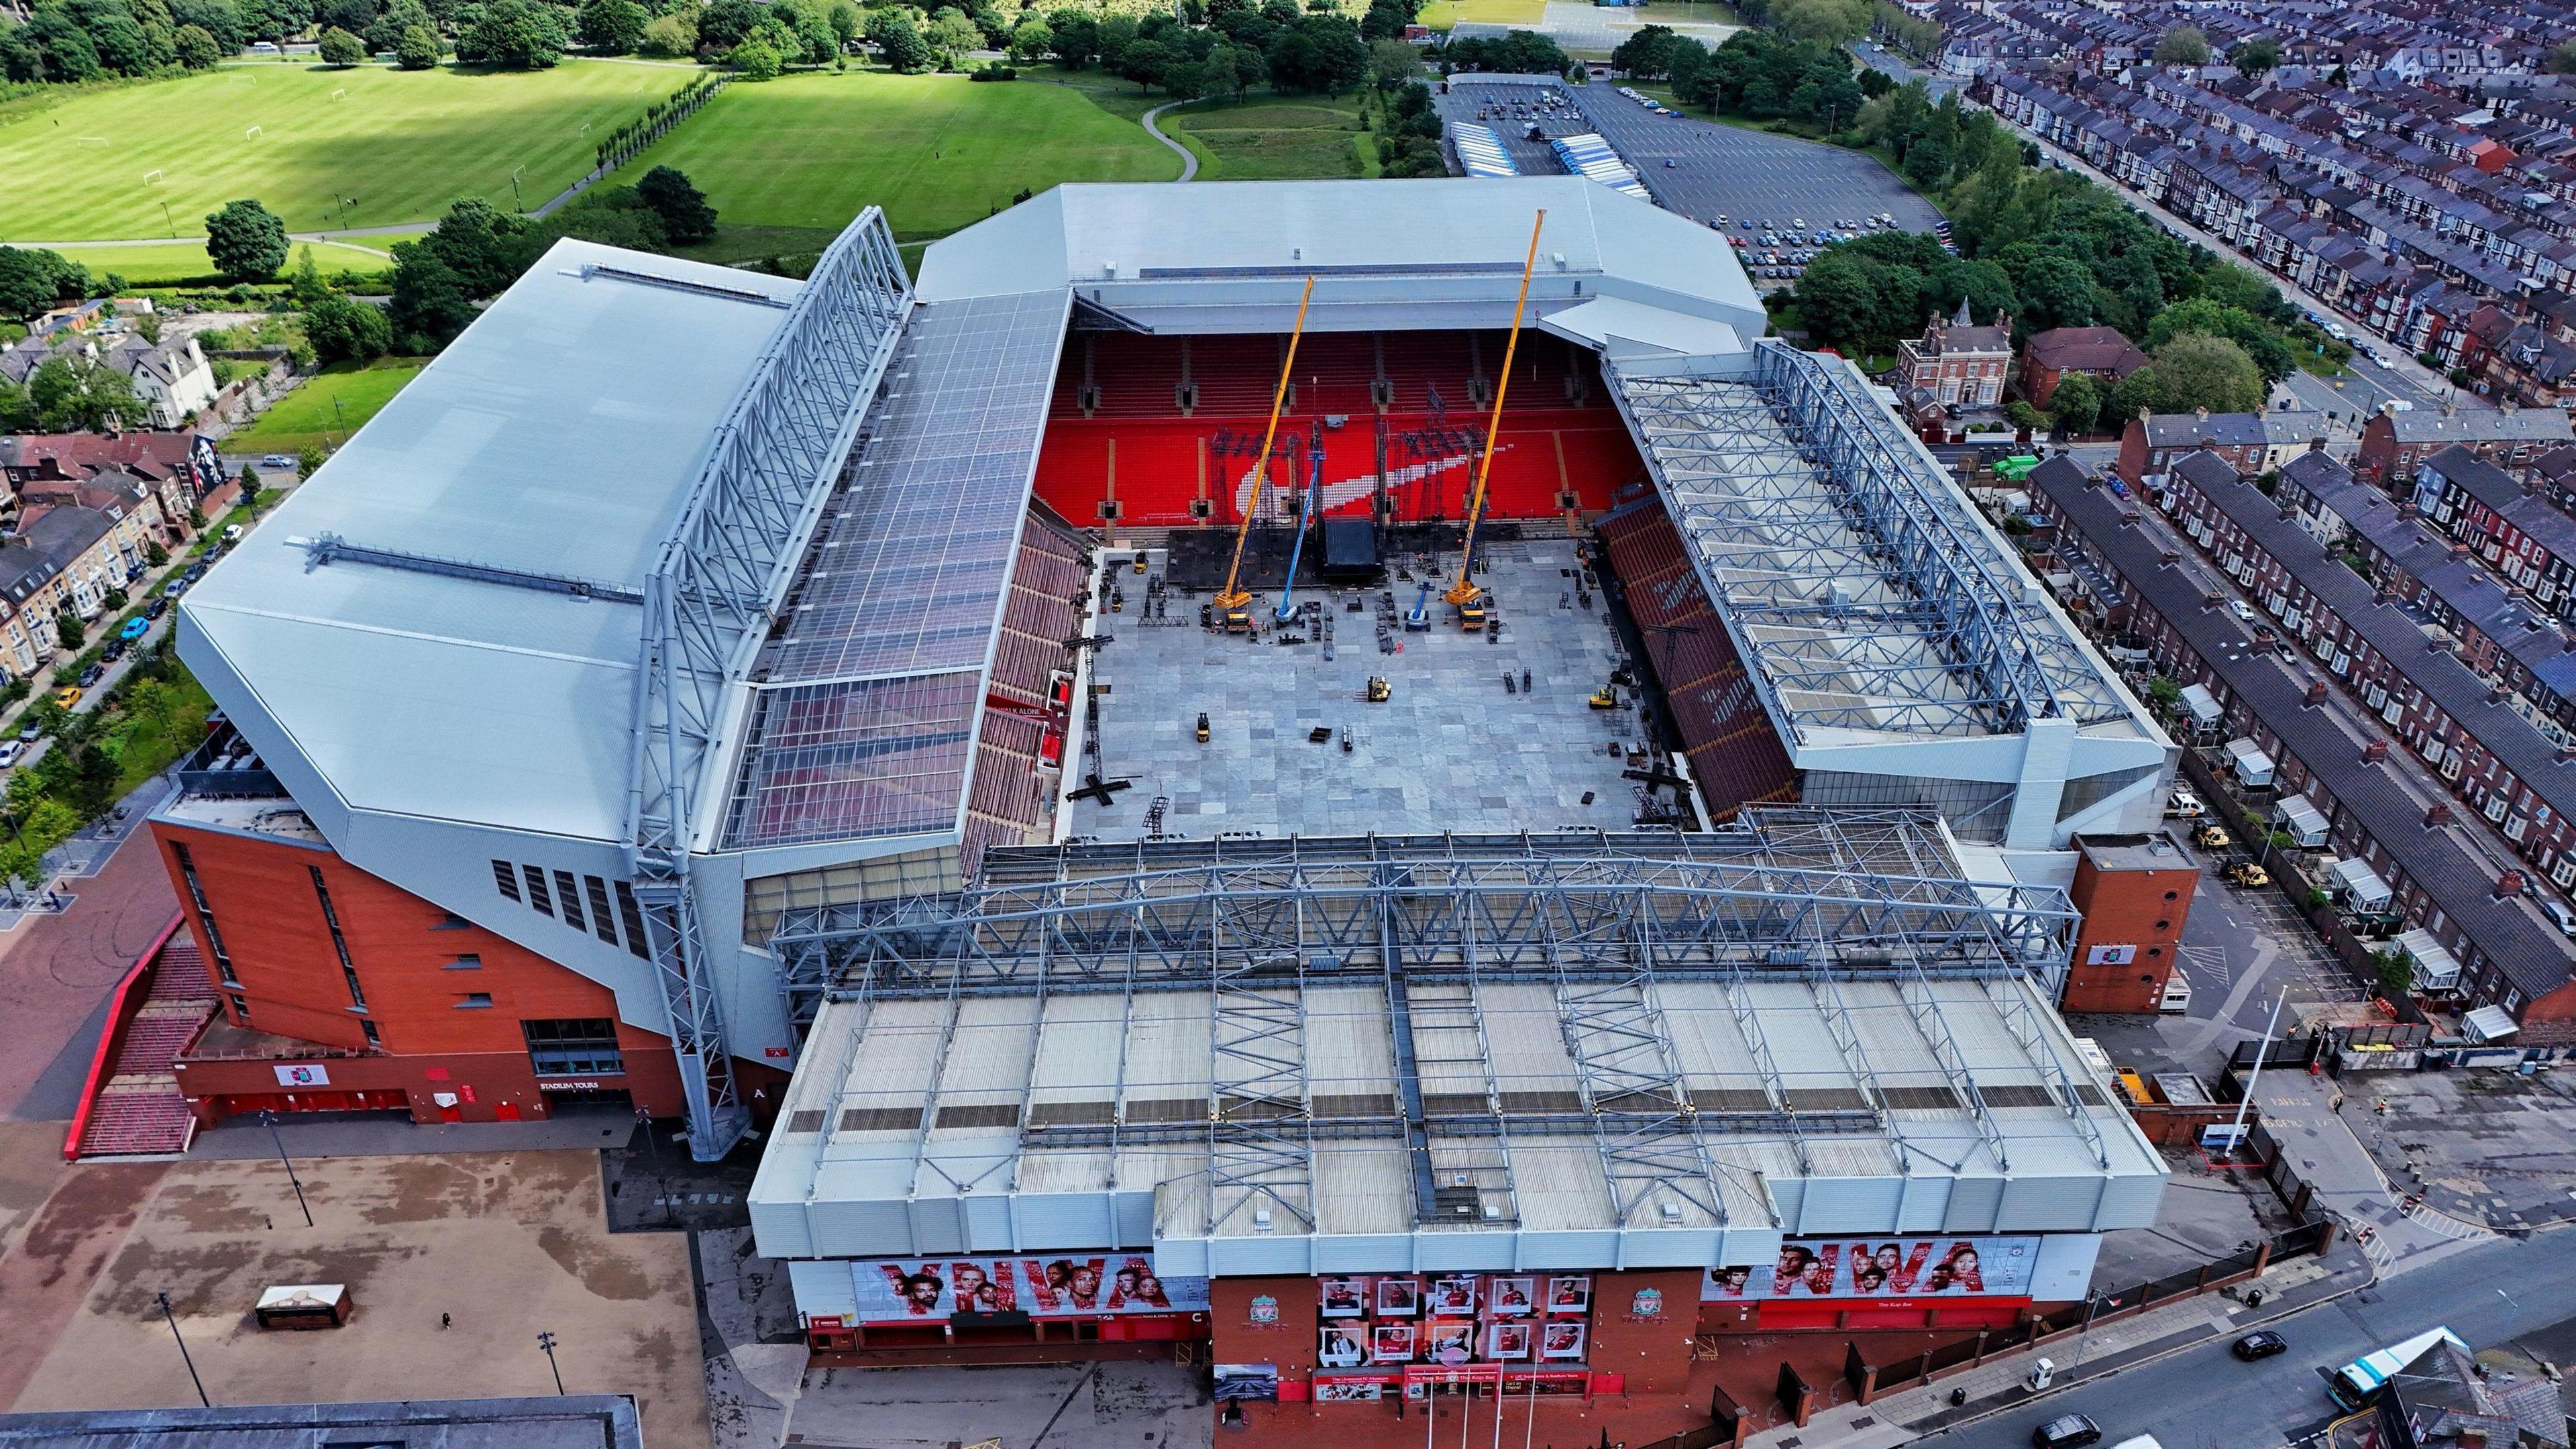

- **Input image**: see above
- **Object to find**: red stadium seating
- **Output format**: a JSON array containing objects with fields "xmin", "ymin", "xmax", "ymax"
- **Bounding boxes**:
[{"xmin": 1036, "ymin": 329, "xmax": 1640, "ymax": 527}]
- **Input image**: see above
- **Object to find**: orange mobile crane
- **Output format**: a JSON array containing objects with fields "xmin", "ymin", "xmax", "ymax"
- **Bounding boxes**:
[
  {"xmin": 1210, "ymin": 277, "xmax": 1317, "ymax": 632},
  {"xmin": 1444, "ymin": 210, "xmax": 1548, "ymax": 631}
]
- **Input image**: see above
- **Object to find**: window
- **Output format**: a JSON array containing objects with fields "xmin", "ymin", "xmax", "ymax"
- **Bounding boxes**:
[
  {"xmin": 446, "ymin": 954, "xmax": 482, "ymax": 970},
  {"xmin": 433, "ymin": 912, "xmax": 470, "ymax": 931},
  {"xmin": 309, "ymin": 866, "xmax": 366, "ymax": 1013},
  {"xmin": 614, "ymin": 881, "xmax": 651, "ymax": 961},
  {"xmin": 523, "ymin": 1018, "xmax": 624, "ymax": 1077},
  {"xmin": 458, "ymin": 993, "xmax": 493, "ymax": 1009},
  {"xmin": 169, "ymin": 841, "xmax": 234, "ymax": 983},
  {"xmin": 585, "ymin": 877, "xmax": 618, "ymax": 947},
  {"xmin": 492, "ymin": 860, "xmax": 521, "ymax": 902},
  {"xmin": 523, "ymin": 865, "xmax": 552, "ymax": 916},
  {"xmin": 554, "ymin": 870, "xmax": 584, "ymax": 933}
]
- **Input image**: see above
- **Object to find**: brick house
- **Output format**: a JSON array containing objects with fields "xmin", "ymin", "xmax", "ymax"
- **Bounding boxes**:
[
  {"xmin": 2114, "ymin": 409, "xmax": 2321, "ymax": 488},
  {"xmin": 2019, "ymin": 325, "xmax": 2149, "ymax": 410},
  {"xmin": 1894, "ymin": 299, "xmax": 2012, "ymax": 417},
  {"xmin": 2355, "ymin": 407, "xmax": 2575, "ymax": 486}
]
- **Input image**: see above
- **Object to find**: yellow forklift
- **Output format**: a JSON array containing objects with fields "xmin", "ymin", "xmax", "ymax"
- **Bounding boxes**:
[{"xmin": 1365, "ymin": 677, "xmax": 1391, "ymax": 702}]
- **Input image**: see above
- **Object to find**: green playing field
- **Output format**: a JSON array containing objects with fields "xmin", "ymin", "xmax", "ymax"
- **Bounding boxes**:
[
  {"xmin": 228, "ymin": 358, "xmax": 427, "ymax": 455},
  {"xmin": 0, "ymin": 60, "xmax": 697, "ymax": 241},
  {"xmin": 612, "ymin": 70, "xmax": 1182, "ymax": 241}
]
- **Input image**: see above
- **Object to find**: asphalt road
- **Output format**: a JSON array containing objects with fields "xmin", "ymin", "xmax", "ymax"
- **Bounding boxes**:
[{"xmin": 1936, "ymin": 1234, "xmax": 2576, "ymax": 1448}]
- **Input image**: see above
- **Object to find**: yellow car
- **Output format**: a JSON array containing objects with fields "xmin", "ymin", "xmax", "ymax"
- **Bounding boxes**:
[
  {"xmin": 2192, "ymin": 822, "xmax": 2233, "ymax": 851},
  {"xmin": 50, "ymin": 686, "xmax": 80, "ymax": 709}
]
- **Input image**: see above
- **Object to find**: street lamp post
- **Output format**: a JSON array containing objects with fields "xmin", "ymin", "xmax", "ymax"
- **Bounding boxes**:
[
  {"xmin": 257, "ymin": 1108, "xmax": 313, "ymax": 1227},
  {"xmin": 537, "ymin": 1331, "xmax": 566, "ymax": 1395},
  {"xmin": 156, "ymin": 1292, "xmax": 211, "ymax": 1407}
]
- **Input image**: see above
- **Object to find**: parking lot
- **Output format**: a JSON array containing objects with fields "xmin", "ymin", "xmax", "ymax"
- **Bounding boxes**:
[{"xmin": 1432, "ymin": 76, "xmax": 1944, "ymax": 290}]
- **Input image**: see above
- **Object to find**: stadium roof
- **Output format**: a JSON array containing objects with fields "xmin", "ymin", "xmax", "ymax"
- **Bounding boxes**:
[
  {"xmin": 178, "ymin": 240, "xmax": 806, "ymax": 847},
  {"xmin": 916, "ymin": 178, "xmax": 1764, "ymax": 347},
  {"xmin": 749, "ymin": 814, "xmax": 2167, "ymax": 1272},
  {"xmin": 1611, "ymin": 350, "xmax": 2148, "ymax": 745}
]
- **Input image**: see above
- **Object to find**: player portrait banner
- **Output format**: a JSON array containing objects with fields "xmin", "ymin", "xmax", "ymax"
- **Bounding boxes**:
[
  {"xmin": 1699, "ymin": 1236, "xmax": 2041, "ymax": 1301},
  {"xmin": 845, "ymin": 1255, "xmax": 1211, "ymax": 1321}
]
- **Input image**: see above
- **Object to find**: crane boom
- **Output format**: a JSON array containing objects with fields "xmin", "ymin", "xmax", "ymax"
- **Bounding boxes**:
[
  {"xmin": 1213, "ymin": 277, "xmax": 1316, "ymax": 624},
  {"xmin": 1445, "ymin": 210, "xmax": 1548, "ymax": 616}
]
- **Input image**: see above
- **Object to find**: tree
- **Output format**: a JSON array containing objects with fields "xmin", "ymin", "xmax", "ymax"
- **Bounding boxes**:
[
  {"xmin": 2151, "ymin": 24, "xmax": 2206, "ymax": 66},
  {"xmin": 54, "ymin": 612, "xmax": 83, "ymax": 653},
  {"xmin": 303, "ymin": 294, "xmax": 392, "ymax": 362},
  {"xmin": 865, "ymin": 6, "xmax": 929, "ymax": 70},
  {"xmin": 387, "ymin": 243, "xmax": 476, "ymax": 352},
  {"xmin": 728, "ymin": 32, "xmax": 782, "ymax": 73},
  {"xmin": 2547, "ymin": 40, "xmax": 2576, "ymax": 74},
  {"xmin": 1366, "ymin": 35, "xmax": 1416, "ymax": 88},
  {"xmin": 2231, "ymin": 36, "xmax": 2277, "ymax": 78},
  {"xmin": 236, "ymin": 463, "xmax": 263, "ymax": 502},
  {"xmin": 2049, "ymin": 370, "xmax": 2100, "ymax": 436},
  {"xmin": 578, "ymin": 0, "xmax": 644, "ymax": 50},
  {"xmin": 172, "ymin": 20, "xmax": 221, "ymax": 64},
  {"xmin": 637, "ymin": 11, "xmax": 693, "ymax": 54},
  {"xmin": 28, "ymin": 356, "xmax": 143, "ymax": 431},
  {"xmin": 2014, "ymin": 254, "xmax": 2099, "ymax": 333},
  {"xmin": 2135, "ymin": 333, "xmax": 2265, "ymax": 415},
  {"xmin": 1788, "ymin": 252, "xmax": 1882, "ymax": 349},
  {"xmin": 297, "ymin": 444, "xmax": 327, "ymax": 482},
  {"xmin": 2374, "ymin": 949, "xmax": 2412, "ymax": 1000},
  {"xmin": 924, "ymin": 4, "xmax": 979, "ymax": 57},
  {"xmin": 637, "ymin": 166, "xmax": 718, "ymax": 244},
  {"xmin": 1901, "ymin": 133, "xmax": 1949, "ymax": 189},
  {"xmin": 317, "ymin": 23, "xmax": 364, "ymax": 62},
  {"xmin": 456, "ymin": 0, "xmax": 568, "ymax": 66},
  {"xmin": 288, "ymin": 243, "xmax": 328, "ymax": 307},
  {"xmin": 396, "ymin": 21, "xmax": 438, "ymax": 64},
  {"xmin": 1006, "ymin": 14, "xmax": 1048, "ymax": 59},
  {"xmin": 204, "ymin": 199, "xmax": 288, "ymax": 284},
  {"xmin": 1773, "ymin": 0, "xmax": 1867, "ymax": 45},
  {"xmin": 1611, "ymin": 23, "xmax": 1682, "ymax": 80},
  {"xmin": 0, "ymin": 247, "xmax": 91, "ymax": 326}
]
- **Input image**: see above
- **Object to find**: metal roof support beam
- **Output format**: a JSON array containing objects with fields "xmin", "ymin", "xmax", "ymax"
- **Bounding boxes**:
[
  {"xmin": 629, "ymin": 205, "xmax": 913, "ymax": 1161},
  {"xmin": 1380, "ymin": 877, "xmax": 1442, "ymax": 1226},
  {"xmin": 1208, "ymin": 865, "xmax": 1316, "ymax": 1236},
  {"xmin": 1984, "ymin": 976, "xmax": 2110, "ymax": 1169}
]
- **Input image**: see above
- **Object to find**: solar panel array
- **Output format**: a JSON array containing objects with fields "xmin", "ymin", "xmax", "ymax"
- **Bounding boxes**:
[{"xmin": 722, "ymin": 289, "xmax": 1071, "ymax": 851}]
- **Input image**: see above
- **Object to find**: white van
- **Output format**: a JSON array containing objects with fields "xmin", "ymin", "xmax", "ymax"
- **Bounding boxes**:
[{"xmin": 2159, "ymin": 968, "xmax": 2192, "ymax": 1014}]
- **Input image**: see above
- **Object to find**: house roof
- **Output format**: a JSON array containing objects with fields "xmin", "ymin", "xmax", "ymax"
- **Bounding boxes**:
[
  {"xmin": 2024, "ymin": 326, "xmax": 2149, "ymax": 378},
  {"xmin": 2380, "ymin": 409, "xmax": 2575, "ymax": 445},
  {"xmin": 2027, "ymin": 453, "xmax": 2576, "ymax": 1006},
  {"xmin": 0, "ymin": 506, "xmax": 116, "ymax": 606}
]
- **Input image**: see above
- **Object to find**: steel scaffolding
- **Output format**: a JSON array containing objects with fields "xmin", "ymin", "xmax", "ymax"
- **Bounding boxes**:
[
  {"xmin": 627, "ymin": 207, "xmax": 913, "ymax": 1160},
  {"xmin": 1605, "ymin": 343, "xmax": 2134, "ymax": 743},
  {"xmin": 770, "ymin": 810, "xmax": 2086, "ymax": 1235}
]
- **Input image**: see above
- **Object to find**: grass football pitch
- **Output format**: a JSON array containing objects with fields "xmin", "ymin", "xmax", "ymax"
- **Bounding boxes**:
[
  {"xmin": 0, "ymin": 60, "xmax": 696, "ymax": 241},
  {"xmin": 614, "ymin": 71, "xmax": 1182, "ymax": 241},
  {"xmin": 1169, "ymin": 99, "xmax": 1373, "ymax": 181}
]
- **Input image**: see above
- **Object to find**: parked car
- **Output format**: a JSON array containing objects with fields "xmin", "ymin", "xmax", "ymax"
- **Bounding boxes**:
[
  {"xmin": 2192, "ymin": 822, "xmax": 2233, "ymax": 851},
  {"xmin": 101, "ymin": 639, "xmax": 126, "ymax": 663},
  {"xmin": 260, "ymin": 453, "xmax": 295, "ymax": 469},
  {"xmin": 17, "ymin": 722, "xmax": 37, "ymax": 743},
  {"xmin": 164, "ymin": 578, "xmax": 186, "ymax": 598},
  {"xmin": 119, "ymin": 616, "xmax": 149, "ymax": 641},
  {"xmin": 2231, "ymin": 1330, "xmax": 2288, "ymax": 1361},
  {"xmin": 146, "ymin": 598, "xmax": 168, "ymax": 620},
  {"xmin": 51, "ymin": 686, "xmax": 80, "ymax": 710},
  {"xmin": 2544, "ymin": 900, "xmax": 2576, "ymax": 940},
  {"xmin": 2033, "ymin": 1415, "xmax": 2102, "ymax": 1449},
  {"xmin": 76, "ymin": 664, "xmax": 103, "ymax": 688},
  {"xmin": 0, "ymin": 742, "xmax": 21, "ymax": 769},
  {"xmin": 223, "ymin": 524, "xmax": 244, "ymax": 543},
  {"xmin": 2163, "ymin": 788, "xmax": 2206, "ymax": 819}
]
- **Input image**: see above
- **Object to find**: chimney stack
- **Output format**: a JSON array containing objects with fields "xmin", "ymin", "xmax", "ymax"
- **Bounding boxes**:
[
  {"xmin": 2426, "ymin": 802, "xmax": 2453, "ymax": 827},
  {"xmin": 2306, "ymin": 682, "xmax": 2328, "ymax": 706},
  {"xmin": 2364, "ymin": 739, "xmax": 2390, "ymax": 763},
  {"xmin": 2496, "ymin": 871, "xmax": 2526, "ymax": 900}
]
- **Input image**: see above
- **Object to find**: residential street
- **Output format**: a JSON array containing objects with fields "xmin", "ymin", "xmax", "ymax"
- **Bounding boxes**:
[{"xmin": 1939, "ymin": 1233, "xmax": 2574, "ymax": 1448}]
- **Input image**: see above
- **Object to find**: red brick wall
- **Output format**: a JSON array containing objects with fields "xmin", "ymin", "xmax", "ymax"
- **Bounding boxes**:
[
  {"xmin": 2063, "ymin": 849, "xmax": 2198, "ymax": 1014},
  {"xmin": 1212, "ymin": 1276, "xmax": 1320, "ymax": 1377},
  {"xmin": 151, "ymin": 819, "xmax": 699, "ymax": 1124}
]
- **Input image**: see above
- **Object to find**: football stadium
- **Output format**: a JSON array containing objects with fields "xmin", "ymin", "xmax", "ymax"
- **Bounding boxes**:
[{"xmin": 144, "ymin": 176, "xmax": 2180, "ymax": 1432}]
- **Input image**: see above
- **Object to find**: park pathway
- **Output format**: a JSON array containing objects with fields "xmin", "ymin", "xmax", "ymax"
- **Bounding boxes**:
[{"xmin": 1140, "ymin": 101, "xmax": 1199, "ymax": 182}]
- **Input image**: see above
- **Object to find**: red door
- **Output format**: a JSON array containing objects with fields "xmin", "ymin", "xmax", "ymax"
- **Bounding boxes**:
[{"xmin": 496, "ymin": 1102, "xmax": 521, "ymax": 1122}]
